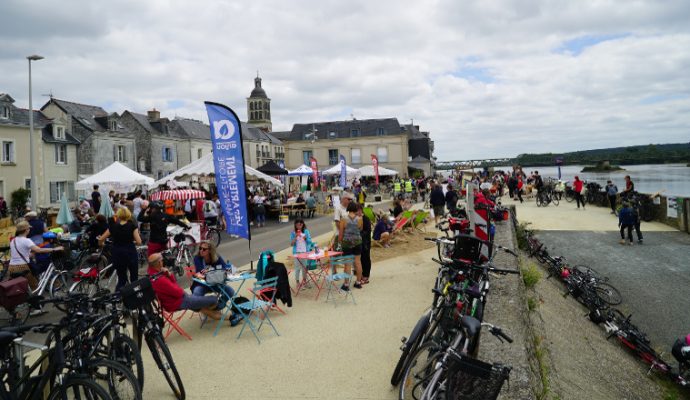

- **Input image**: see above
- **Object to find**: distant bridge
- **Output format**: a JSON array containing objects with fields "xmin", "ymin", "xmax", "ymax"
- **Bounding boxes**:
[{"xmin": 436, "ymin": 158, "xmax": 514, "ymax": 170}]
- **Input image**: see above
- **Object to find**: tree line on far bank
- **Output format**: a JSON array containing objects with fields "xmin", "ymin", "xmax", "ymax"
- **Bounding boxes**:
[{"xmin": 513, "ymin": 142, "xmax": 690, "ymax": 167}]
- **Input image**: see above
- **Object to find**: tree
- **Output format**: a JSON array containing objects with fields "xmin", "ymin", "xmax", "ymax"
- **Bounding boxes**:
[{"xmin": 10, "ymin": 188, "xmax": 30, "ymax": 220}]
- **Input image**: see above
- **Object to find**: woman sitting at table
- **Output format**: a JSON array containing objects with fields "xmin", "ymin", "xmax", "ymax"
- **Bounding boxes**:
[{"xmin": 290, "ymin": 219, "xmax": 313, "ymax": 286}]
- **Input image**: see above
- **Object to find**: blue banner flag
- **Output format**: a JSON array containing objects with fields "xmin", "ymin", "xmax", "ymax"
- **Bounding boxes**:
[
  {"xmin": 204, "ymin": 102, "xmax": 249, "ymax": 240},
  {"xmin": 339, "ymin": 154, "xmax": 347, "ymax": 188}
]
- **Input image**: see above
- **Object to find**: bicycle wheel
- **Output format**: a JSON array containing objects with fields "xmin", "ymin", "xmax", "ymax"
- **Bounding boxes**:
[
  {"xmin": 146, "ymin": 333, "xmax": 185, "ymax": 400},
  {"xmin": 89, "ymin": 359, "xmax": 142, "ymax": 400},
  {"xmin": 552, "ymin": 194, "xmax": 559, "ymax": 206},
  {"xmin": 595, "ymin": 282, "xmax": 623, "ymax": 306},
  {"xmin": 391, "ymin": 310, "xmax": 432, "ymax": 386},
  {"xmin": 399, "ymin": 341, "xmax": 442, "ymax": 400},
  {"xmin": 70, "ymin": 279, "xmax": 98, "ymax": 297},
  {"xmin": 571, "ymin": 265, "xmax": 601, "ymax": 280},
  {"xmin": 47, "ymin": 376, "xmax": 112, "ymax": 400},
  {"xmin": 110, "ymin": 335, "xmax": 145, "ymax": 391},
  {"xmin": 49, "ymin": 271, "xmax": 70, "ymax": 298},
  {"xmin": 535, "ymin": 194, "xmax": 542, "ymax": 207},
  {"xmin": 206, "ymin": 229, "xmax": 221, "ymax": 247},
  {"xmin": 99, "ymin": 265, "xmax": 118, "ymax": 293}
]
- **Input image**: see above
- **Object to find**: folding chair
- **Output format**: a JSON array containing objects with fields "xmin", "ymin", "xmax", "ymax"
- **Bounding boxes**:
[
  {"xmin": 155, "ymin": 297, "xmax": 193, "ymax": 341},
  {"xmin": 232, "ymin": 277, "xmax": 280, "ymax": 344},
  {"xmin": 324, "ymin": 255, "xmax": 356, "ymax": 306},
  {"xmin": 412, "ymin": 211, "xmax": 430, "ymax": 232},
  {"xmin": 362, "ymin": 206, "xmax": 376, "ymax": 225}
]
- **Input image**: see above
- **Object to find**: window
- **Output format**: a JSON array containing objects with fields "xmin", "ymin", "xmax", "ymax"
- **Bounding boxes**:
[
  {"xmin": 1, "ymin": 141, "xmax": 14, "ymax": 163},
  {"xmin": 162, "ymin": 147, "xmax": 174, "ymax": 162},
  {"xmin": 302, "ymin": 150, "xmax": 313, "ymax": 166},
  {"xmin": 329, "ymin": 131, "xmax": 337, "ymax": 139},
  {"xmin": 377, "ymin": 146, "xmax": 388, "ymax": 162},
  {"xmin": 114, "ymin": 144, "xmax": 127, "ymax": 162},
  {"xmin": 197, "ymin": 148, "xmax": 203, "ymax": 159},
  {"xmin": 55, "ymin": 144, "xmax": 67, "ymax": 164},
  {"xmin": 49, "ymin": 181, "xmax": 75, "ymax": 203},
  {"xmin": 351, "ymin": 149, "xmax": 361, "ymax": 164},
  {"xmin": 157, "ymin": 171, "xmax": 163, "ymax": 179},
  {"xmin": 1, "ymin": 106, "xmax": 9, "ymax": 119},
  {"xmin": 25, "ymin": 179, "xmax": 31, "ymax": 191},
  {"xmin": 350, "ymin": 129, "xmax": 360, "ymax": 137},
  {"xmin": 377, "ymin": 127, "xmax": 385, "ymax": 136},
  {"xmin": 109, "ymin": 120, "xmax": 117, "ymax": 131},
  {"xmin": 328, "ymin": 149, "xmax": 339, "ymax": 165},
  {"xmin": 54, "ymin": 126, "xmax": 65, "ymax": 140}
]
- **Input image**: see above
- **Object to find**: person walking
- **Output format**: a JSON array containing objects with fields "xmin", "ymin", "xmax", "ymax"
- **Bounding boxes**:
[
  {"xmin": 99, "ymin": 207, "xmax": 142, "ymax": 290},
  {"xmin": 358, "ymin": 205, "xmax": 372, "ymax": 285},
  {"xmin": 618, "ymin": 202, "xmax": 635, "ymax": 245},
  {"xmin": 516, "ymin": 175, "xmax": 524, "ymax": 203},
  {"xmin": 429, "ymin": 183, "xmax": 445, "ymax": 223},
  {"xmin": 573, "ymin": 176, "xmax": 585, "ymax": 210},
  {"xmin": 252, "ymin": 192, "xmax": 267, "ymax": 227},
  {"xmin": 337, "ymin": 202, "xmax": 363, "ymax": 290},
  {"xmin": 605, "ymin": 180, "xmax": 618, "ymax": 215},
  {"xmin": 445, "ymin": 184, "xmax": 459, "ymax": 214},
  {"xmin": 632, "ymin": 203, "xmax": 644, "ymax": 244}
]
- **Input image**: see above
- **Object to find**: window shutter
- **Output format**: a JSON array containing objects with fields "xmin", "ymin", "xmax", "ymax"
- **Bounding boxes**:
[
  {"xmin": 54, "ymin": 144, "xmax": 58, "ymax": 163},
  {"xmin": 49, "ymin": 182, "xmax": 57, "ymax": 203},
  {"xmin": 67, "ymin": 182, "xmax": 75, "ymax": 201},
  {"xmin": 124, "ymin": 146, "xmax": 127, "ymax": 162},
  {"xmin": 162, "ymin": 147, "xmax": 166, "ymax": 162},
  {"xmin": 113, "ymin": 145, "xmax": 117, "ymax": 161},
  {"xmin": 64, "ymin": 145, "xmax": 68, "ymax": 164}
]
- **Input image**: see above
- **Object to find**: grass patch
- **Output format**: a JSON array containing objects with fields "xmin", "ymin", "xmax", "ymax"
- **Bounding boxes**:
[
  {"xmin": 656, "ymin": 376, "xmax": 690, "ymax": 400},
  {"xmin": 522, "ymin": 261, "xmax": 542, "ymax": 288},
  {"xmin": 515, "ymin": 222, "xmax": 532, "ymax": 250},
  {"xmin": 527, "ymin": 296, "xmax": 539, "ymax": 311},
  {"xmin": 533, "ymin": 334, "xmax": 551, "ymax": 399}
]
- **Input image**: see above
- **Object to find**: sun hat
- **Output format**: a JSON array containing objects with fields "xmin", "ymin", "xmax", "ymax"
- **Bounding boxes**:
[{"xmin": 24, "ymin": 211, "xmax": 37, "ymax": 218}]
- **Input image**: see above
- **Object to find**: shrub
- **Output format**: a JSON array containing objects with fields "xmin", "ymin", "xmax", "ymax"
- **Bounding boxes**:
[
  {"xmin": 10, "ymin": 188, "xmax": 30, "ymax": 219},
  {"xmin": 522, "ymin": 261, "xmax": 541, "ymax": 288}
]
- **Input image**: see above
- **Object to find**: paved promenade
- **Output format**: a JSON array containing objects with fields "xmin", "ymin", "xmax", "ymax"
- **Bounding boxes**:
[
  {"xmin": 505, "ymin": 195, "xmax": 690, "ymax": 349},
  {"xmin": 140, "ymin": 224, "xmax": 440, "ymax": 399}
]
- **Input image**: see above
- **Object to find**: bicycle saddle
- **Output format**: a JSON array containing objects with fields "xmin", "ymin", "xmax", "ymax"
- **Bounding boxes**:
[
  {"xmin": 86, "ymin": 253, "xmax": 101, "ymax": 263},
  {"xmin": 461, "ymin": 315, "xmax": 482, "ymax": 338},
  {"xmin": 0, "ymin": 331, "xmax": 18, "ymax": 348}
]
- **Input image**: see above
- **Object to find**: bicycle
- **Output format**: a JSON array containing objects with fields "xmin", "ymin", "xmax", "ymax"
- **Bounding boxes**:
[
  {"xmin": 0, "ymin": 321, "xmax": 112, "ymax": 400},
  {"xmin": 168, "ymin": 227, "xmax": 196, "ymax": 278},
  {"xmin": 69, "ymin": 245, "xmax": 117, "ymax": 296},
  {"xmin": 124, "ymin": 273, "xmax": 186, "ymax": 400},
  {"xmin": 199, "ymin": 222, "xmax": 222, "ymax": 247}
]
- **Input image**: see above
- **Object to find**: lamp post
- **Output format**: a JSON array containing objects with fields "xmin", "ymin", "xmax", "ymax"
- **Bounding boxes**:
[{"xmin": 27, "ymin": 54, "xmax": 44, "ymax": 212}]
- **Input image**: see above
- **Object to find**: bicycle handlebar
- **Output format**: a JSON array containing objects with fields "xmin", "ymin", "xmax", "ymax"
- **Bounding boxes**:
[{"xmin": 482, "ymin": 322, "xmax": 514, "ymax": 344}]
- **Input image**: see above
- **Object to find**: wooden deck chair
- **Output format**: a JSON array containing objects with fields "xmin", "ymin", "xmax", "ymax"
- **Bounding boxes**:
[
  {"xmin": 362, "ymin": 207, "xmax": 376, "ymax": 225},
  {"xmin": 412, "ymin": 211, "xmax": 430, "ymax": 232},
  {"xmin": 324, "ymin": 255, "xmax": 356, "ymax": 306}
]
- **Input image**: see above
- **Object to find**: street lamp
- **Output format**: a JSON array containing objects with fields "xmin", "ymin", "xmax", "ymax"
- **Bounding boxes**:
[{"xmin": 27, "ymin": 54, "xmax": 44, "ymax": 212}]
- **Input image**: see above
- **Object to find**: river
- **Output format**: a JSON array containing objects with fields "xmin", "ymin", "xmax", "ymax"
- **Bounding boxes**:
[{"xmin": 455, "ymin": 163, "xmax": 690, "ymax": 197}]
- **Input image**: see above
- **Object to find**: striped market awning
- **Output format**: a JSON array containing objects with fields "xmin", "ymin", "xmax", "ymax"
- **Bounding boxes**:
[{"xmin": 149, "ymin": 189, "xmax": 206, "ymax": 201}]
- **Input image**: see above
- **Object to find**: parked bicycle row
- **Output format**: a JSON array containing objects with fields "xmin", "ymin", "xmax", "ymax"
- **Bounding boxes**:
[
  {"xmin": 390, "ymin": 208, "xmax": 520, "ymax": 400},
  {"xmin": 0, "ymin": 270, "xmax": 186, "ymax": 399},
  {"xmin": 524, "ymin": 229, "xmax": 689, "ymax": 389}
]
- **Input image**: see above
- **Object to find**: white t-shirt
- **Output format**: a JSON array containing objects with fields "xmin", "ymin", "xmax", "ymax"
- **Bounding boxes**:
[
  {"xmin": 132, "ymin": 197, "xmax": 143, "ymax": 217},
  {"xmin": 334, "ymin": 203, "xmax": 347, "ymax": 223},
  {"xmin": 10, "ymin": 237, "xmax": 35, "ymax": 266}
]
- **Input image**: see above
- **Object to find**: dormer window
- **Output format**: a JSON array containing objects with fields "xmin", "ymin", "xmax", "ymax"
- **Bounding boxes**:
[
  {"xmin": 54, "ymin": 126, "xmax": 65, "ymax": 140},
  {"xmin": 350, "ymin": 129, "xmax": 360, "ymax": 137},
  {"xmin": 376, "ymin": 127, "xmax": 385, "ymax": 136},
  {"xmin": 1, "ymin": 106, "xmax": 10, "ymax": 119},
  {"xmin": 329, "ymin": 131, "xmax": 337, "ymax": 139},
  {"xmin": 109, "ymin": 120, "xmax": 117, "ymax": 131}
]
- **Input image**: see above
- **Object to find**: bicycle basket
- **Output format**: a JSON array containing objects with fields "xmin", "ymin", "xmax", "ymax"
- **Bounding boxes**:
[
  {"xmin": 121, "ymin": 277, "xmax": 155, "ymax": 310},
  {"xmin": 446, "ymin": 355, "xmax": 512, "ymax": 400},
  {"xmin": 452, "ymin": 235, "xmax": 491, "ymax": 264},
  {"xmin": 0, "ymin": 277, "xmax": 29, "ymax": 309}
]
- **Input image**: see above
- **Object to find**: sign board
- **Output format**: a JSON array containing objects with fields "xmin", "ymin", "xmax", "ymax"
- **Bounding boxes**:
[{"xmin": 667, "ymin": 196, "xmax": 678, "ymax": 218}]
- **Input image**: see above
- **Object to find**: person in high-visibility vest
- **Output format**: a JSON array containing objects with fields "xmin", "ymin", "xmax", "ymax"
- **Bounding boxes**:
[
  {"xmin": 393, "ymin": 181, "xmax": 401, "ymax": 195},
  {"xmin": 405, "ymin": 180, "xmax": 413, "ymax": 195}
]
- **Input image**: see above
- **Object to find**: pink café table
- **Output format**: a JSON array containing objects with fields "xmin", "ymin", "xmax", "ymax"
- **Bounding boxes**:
[{"xmin": 290, "ymin": 250, "xmax": 343, "ymax": 300}]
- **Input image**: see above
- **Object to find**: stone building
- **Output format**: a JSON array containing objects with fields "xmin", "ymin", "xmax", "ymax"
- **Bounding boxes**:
[{"xmin": 246, "ymin": 74, "xmax": 272, "ymax": 132}]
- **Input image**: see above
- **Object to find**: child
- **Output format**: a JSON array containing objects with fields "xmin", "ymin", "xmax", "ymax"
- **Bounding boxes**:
[
  {"xmin": 290, "ymin": 219, "xmax": 313, "ymax": 286},
  {"xmin": 618, "ymin": 202, "xmax": 635, "ymax": 245}
]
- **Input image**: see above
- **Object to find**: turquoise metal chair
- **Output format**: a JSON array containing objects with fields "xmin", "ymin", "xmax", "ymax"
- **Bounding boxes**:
[
  {"xmin": 232, "ymin": 276, "xmax": 280, "ymax": 344},
  {"xmin": 324, "ymin": 255, "xmax": 356, "ymax": 306}
]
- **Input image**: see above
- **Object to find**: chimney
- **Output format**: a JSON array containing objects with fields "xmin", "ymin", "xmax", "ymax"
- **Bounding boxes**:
[{"xmin": 147, "ymin": 108, "xmax": 160, "ymax": 122}]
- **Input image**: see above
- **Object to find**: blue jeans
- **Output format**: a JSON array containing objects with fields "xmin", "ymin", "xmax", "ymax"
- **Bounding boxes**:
[
  {"xmin": 179, "ymin": 294, "xmax": 217, "ymax": 311},
  {"xmin": 192, "ymin": 284, "xmax": 235, "ymax": 309},
  {"xmin": 255, "ymin": 213, "xmax": 266, "ymax": 224}
]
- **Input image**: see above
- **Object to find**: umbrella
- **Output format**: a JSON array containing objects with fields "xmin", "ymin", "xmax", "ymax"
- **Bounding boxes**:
[
  {"xmin": 257, "ymin": 160, "xmax": 288, "ymax": 176},
  {"xmin": 56, "ymin": 192, "xmax": 74, "ymax": 226},
  {"xmin": 288, "ymin": 164, "xmax": 313, "ymax": 176},
  {"xmin": 98, "ymin": 191, "xmax": 114, "ymax": 218},
  {"xmin": 150, "ymin": 189, "xmax": 206, "ymax": 201}
]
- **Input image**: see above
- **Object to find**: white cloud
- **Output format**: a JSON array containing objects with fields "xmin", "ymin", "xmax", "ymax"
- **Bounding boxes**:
[{"xmin": 1, "ymin": 0, "xmax": 688, "ymax": 160}]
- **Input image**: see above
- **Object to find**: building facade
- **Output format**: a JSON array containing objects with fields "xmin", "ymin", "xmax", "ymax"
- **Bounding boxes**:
[{"xmin": 246, "ymin": 74, "xmax": 272, "ymax": 132}]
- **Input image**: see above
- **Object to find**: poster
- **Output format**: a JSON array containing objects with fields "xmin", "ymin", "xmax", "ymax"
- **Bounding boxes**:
[{"xmin": 667, "ymin": 196, "xmax": 678, "ymax": 218}]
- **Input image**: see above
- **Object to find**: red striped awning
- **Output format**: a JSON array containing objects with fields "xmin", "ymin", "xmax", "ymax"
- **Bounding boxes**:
[{"xmin": 149, "ymin": 190, "xmax": 206, "ymax": 201}]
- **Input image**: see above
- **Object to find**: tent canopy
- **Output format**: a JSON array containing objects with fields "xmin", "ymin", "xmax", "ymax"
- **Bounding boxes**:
[
  {"xmin": 76, "ymin": 162, "xmax": 154, "ymax": 191},
  {"xmin": 152, "ymin": 153, "xmax": 282, "ymax": 188},
  {"xmin": 257, "ymin": 160, "xmax": 288, "ymax": 176},
  {"xmin": 357, "ymin": 165, "xmax": 398, "ymax": 177},
  {"xmin": 288, "ymin": 164, "xmax": 313, "ymax": 176},
  {"xmin": 322, "ymin": 164, "xmax": 360, "ymax": 176}
]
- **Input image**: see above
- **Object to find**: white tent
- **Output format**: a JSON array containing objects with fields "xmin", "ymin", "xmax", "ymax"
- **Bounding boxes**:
[
  {"xmin": 357, "ymin": 165, "xmax": 398, "ymax": 176},
  {"xmin": 75, "ymin": 162, "xmax": 154, "ymax": 191},
  {"xmin": 288, "ymin": 164, "xmax": 313, "ymax": 176},
  {"xmin": 322, "ymin": 164, "xmax": 360, "ymax": 176},
  {"xmin": 151, "ymin": 153, "xmax": 283, "ymax": 188}
]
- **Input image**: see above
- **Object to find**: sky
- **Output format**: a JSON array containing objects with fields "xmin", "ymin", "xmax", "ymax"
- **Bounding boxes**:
[{"xmin": 1, "ymin": 0, "xmax": 689, "ymax": 161}]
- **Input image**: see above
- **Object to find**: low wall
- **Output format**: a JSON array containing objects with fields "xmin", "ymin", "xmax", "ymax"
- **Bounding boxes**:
[{"xmin": 612, "ymin": 193, "xmax": 688, "ymax": 233}]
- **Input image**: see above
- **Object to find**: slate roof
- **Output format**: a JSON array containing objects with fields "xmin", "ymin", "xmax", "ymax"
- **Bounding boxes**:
[
  {"xmin": 404, "ymin": 124, "xmax": 429, "ymax": 139},
  {"xmin": 410, "ymin": 155, "xmax": 430, "ymax": 163},
  {"xmin": 125, "ymin": 111, "xmax": 159, "ymax": 134},
  {"xmin": 167, "ymin": 118, "xmax": 210, "ymax": 140},
  {"xmin": 285, "ymin": 118, "xmax": 404, "ymax": 141},
  {"xmin": 44, "ymin": 98, "xmax": 109, "ymax": 132},
  {"xmin": 0, "ymin": 106, "xmax": 52, "ymax": 128}
]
